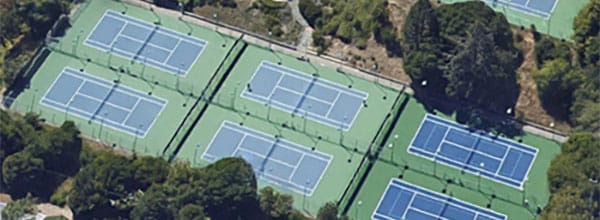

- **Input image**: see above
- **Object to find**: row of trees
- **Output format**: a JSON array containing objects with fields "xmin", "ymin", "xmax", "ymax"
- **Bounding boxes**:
[
  {"xmin": 402, "ymin": 0, "xmax": 522, "ymax": 113},
  {"xmin": 541, "ymin": 133, "xmax": 600, "ymax": 219},
  {"xmin": 532, "ymin": 0, "xmax": 599, "ymax": 134},
  {"xmin": 0, "ymin": 0, "xmax": 72, "ymax": 87},
  {"xmin": 299, "ymin": 0, "xmax": 401, "ymax": 55},
  {"xmin": 1, "ymin": 109, "xmax": 349, "ymax": 219}
]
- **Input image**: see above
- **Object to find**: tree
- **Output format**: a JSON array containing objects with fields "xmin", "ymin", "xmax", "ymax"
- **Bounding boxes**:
[
  {"xmin": 28, "ymin": 121, "xmax": 82, "ymax": 175},
  {"xmin": 316, "ymin": 202, "xmax": 348, "ymax": 220},
  {"xmin": 542, "ymin": 133, "xmax": 600, "ymax": 219},
  {"xmin": 131, "ymin": 156, "xmax": 169, "ymax": 189},
  {"xmin": 0, "ymin": 110, "xmax": 29, "ymax": 159},
  {"xmin": 259, "ymin": 187, "xmax": 293, "ymax": 218},
  {"xmin": 68, "ymin": 153, "xmax": 135, "ymax": 219},
  {"xmin": 402, "ymin": 0, "xmax": 444, "ymax": 89},
  {"xmin": 198, "ymin": 157, "xmax": 257, "ymax": 219},
  {"xmin": 2, "ymin": 151, "xmax": 47, "ymax": 197},
  {"xmin": 445, "ymin": 22, "xmax": 518, "ymax": 111},
  {"xmin": 532, "ymin": 59, "xmax": 583, "ymax": 118},
  {"xmin": 571, "ymin": 82, "xmax": 600, "ymax": 135},
  {"xmin": 534, "ymin": 37, "xmax": 572, "ymax": 66},
  {"xmin": 178, "ymin": 204, "xmax": 206, "ymax": 220},
  {"xmin": 572, "ymin": 0, "xmax": 600, "ymax": 66},
  {"xmin": 402, "ymin": 0, "xmax": 440, "ymax": 52},
  {"xmin": 130, "ymin": 184, "xmax": 175, "ymax": 220},
  {"xmin": 1, "ymin": 194, "xmax": 36, "ymax": 220}
]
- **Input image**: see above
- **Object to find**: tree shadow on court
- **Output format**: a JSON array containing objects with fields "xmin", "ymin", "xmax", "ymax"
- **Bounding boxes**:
[
  {"xmin": 3, "ymin": 48, "xmax": 52, "ymax": 104},
  {"xmin": 412, "ymin": 83, "xmax": 524, "ymax": 139}
]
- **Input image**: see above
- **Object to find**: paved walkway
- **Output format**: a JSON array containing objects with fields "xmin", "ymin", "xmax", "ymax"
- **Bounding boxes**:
[{"xmin": 289, "ymin": 0, "xmax": 313, "ymax": 53}]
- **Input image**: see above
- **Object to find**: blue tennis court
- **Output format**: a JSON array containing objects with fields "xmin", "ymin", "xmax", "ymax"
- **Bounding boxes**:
[
  {"xmin": 85, "ymin": 10, "xmax": 206, "ymax": 76},
  {"xmin": 373, "ymin": 179, "xmax": 507, "ymax": 220},
  {"xmin": 242, "ymin": 61, "xmax": 368, "ymax": 130},
  {"xmin": 40, "ymin": 67, "xmax": 166, "ymax": 137},
  {"xmin": 202, "ymin": 121, "xmax": 332, "ymax": 196},
  {"xmin": 408, "ymin": 114, "xmax": 538, "ymax": 189},
  {"xmin": 483, "ymin": 0, "xmax": 557, "ymax": 18}
]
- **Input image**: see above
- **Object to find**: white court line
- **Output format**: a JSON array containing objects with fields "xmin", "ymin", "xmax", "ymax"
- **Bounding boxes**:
[
  {"xmin": 400, "ymin": 191, "xmax": 417, "ymax": 220},
  {"xmin": 495, "ymin": 146, "xmax": 511, "ymax": 175},
  {"xmin": 45, "ymin": 67, "xmax": 167, "ymax": 137},
  {"xmin": 391, "ymin": 180, "xmax": 507, "ymax": 220},
  {"xmin": 286, "ymin": 154, "xmax": 305, "ymax": 181},
  {"xmin": 85, "ymin": 10, "xmax": 207, "ymax": 76},
  {"xmin": 426, "ymin": 117, "xmax": 538, "ymax": 156},
  {"xmin": 105, "ymin": 10, "xmax": 207, "ymax": 47},
  {"xmin": 243, "ymin": 91, "xmax": 351, "ymax": 130},
  {"xmin": 62, "ymin": 68, "xmax": 166, "ymax": 106},
  {"xmin": 120, "ymin": 97, "xmax": 141, "ymax": 126},
  {"xmin": 116, "ymin": 33, "xmax": 172, "ymax": 54},
  {"xmin": 274, "ymin": 85, "xmax": 331, "ymax": 106},
  {"xmin": 487, "ymin": 0, "xmax": 551, "ymax": 19},
  {"xmin": 324, "ymin": 91, "xmax": 341, "ymax": 118},
  {"xmin": 245, "ymin": 60, "xmax": 370, "ymax": 128},
  {"xmin": 163, "ymin": 39, "xmax": 181, "ymax": 65},
  {"xmin": 262, "ymin": 62, "xmax": 368, "ymax": 100},
  {"xmin": 201, "ymin": 121, "xmax": 332, "ymax": 196},
  {"xmin": 407, "ymin": 114, "xmax": 534, "ymax": 190}
]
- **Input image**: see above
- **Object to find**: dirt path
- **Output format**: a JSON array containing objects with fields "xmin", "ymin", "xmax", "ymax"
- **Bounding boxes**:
[{"xmin": 514, "ymin": 29, "xmax": 571, "ymax": 133}]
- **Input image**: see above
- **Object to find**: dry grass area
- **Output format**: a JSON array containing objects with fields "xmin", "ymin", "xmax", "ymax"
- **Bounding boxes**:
[
  {"xmin": 322, "ymin": 0, "xmax": 416, "ymax": 83},
  {"xmin": 82, "ymin": 138, "xmax": 133, "ymax": 158},
  {"xmin": 193, "ymin": 0, "xmax": 302, "ymax": 45},
  {"xmin": 512, "ymin": 28, "xmax": 571, "ymax": 132}
]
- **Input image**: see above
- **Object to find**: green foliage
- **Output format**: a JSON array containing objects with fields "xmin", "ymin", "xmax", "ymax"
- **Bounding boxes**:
[
  {"xmin": 445, "ymin": 22, "xmax": 519, "ymax": 110},
  {"xmin": 130, "ymin": 156, "xmax": 169, "ymax": 189},
  {"xmin": 0, "ymin": 111, "xmax": 32, "ymax": 159},
  {"xmin": 316, "ymin": 202, "xmax": 348, "ymax": 220},
  {"xmin": 2, "ymin": 151, "xmax": 48, "ymax": 197},
  {"xmin": 402, "ymin": 1, "xmax": 521, "ymax": 112},
  {"xmin": 130, "ymin": 184, "xmax": 175, "ymax": 220},
  {"xmin": 0, "ymin": 0, "xmax": 72, "ymax": 86},
  {"xmin": 68, "ymin": 152, "xmax": 136, "ymax": 218},
  {"xmin": 259, "ymin": 187, "xmax": 293, "ymax": 218},
  {"xmin": 178, "ymin": 204, "xmax": 206, "ymax": 220},
  {"xmin": 572, "ymin": 0, "xmax": 599, "ymax": 66},
  {"xmin": 199, "ymin": 157, "xmax": 257, "ymax": 219},
  {"xmin": 301, "ymin": 0, "xmax": 400, "ymax": 55},
  {"xmin": 1, "ymin": 194, "xmax": 37, "ymax": 220},
  {"xmin": 299, "ymin": 0, "xmax": 321, "ymax": 27},
  {"xmin": 542, "ymin": 133, "xmax": 600, "ymax": 219},
  {"xmin": 534, "ymin": 37, "xmax": 572, "ymax": 66},
  {"xmin": 532, "ymin": 59, "xmax": 583, "ymax": 118},
  {"xmin": 570, "ymin": 81, "xmax": 600, "ymax": 134}
]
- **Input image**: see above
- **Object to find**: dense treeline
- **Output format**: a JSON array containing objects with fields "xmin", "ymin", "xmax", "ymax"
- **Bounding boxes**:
[
  {"xmin": 299, "ymin": 0, "xmax": 401, "ymax": 55},
  {"xmin": 402, "ymin": 0, "xmax": 522, "ymax": 113},
  {"xmin": 0, "ymin": 0, "xmax": 72, "ymax": 87},
  {"xmin": 532, "ymin": 0, "xmax": 599, "ymax": 135},
  {"xmin": 541, "ymin": 133, "xmax": 600, "ymax": 219},
  {"xmin": 1, "ymin": 109, "xmax": 348, "ymax": 219}
]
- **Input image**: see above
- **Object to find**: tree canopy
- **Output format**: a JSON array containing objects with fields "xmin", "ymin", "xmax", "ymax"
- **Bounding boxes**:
[
  {"xmin": 531, "ymin": 0, "xmax": 600, "ymax": 135},
  {"xmin": 542, "ymin": 133, "xmax": 600, "ymax": 219},
  {"xmin": 403, "ymin": 1, "xmax": 521, "ymax": 112},
  {"xmin": 301, "ymin": 0, "xmax": 401, "ymax": 54}
]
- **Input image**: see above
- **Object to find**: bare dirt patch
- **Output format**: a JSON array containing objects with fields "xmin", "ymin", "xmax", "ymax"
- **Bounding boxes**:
[
  {"xmin": 322, "ymin": 0, "xmax": 417, "ymax": 83},
  {"xmin": 192, "ymin": 0, "xmax": 302, "ymax": 44},
  {"xmin": 513, "ymin": 28, "xmax": 571, "ymax": 132}
]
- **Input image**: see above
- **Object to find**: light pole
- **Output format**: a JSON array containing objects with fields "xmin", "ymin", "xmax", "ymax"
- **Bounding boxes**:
[
  {"xmin": 194, "ymin": 144, "xmax": 201, "ymax": 166},
  {"xmin": 478, "ymin": 162, "xmax": 485, "ymax": 191},
  {"xmin": 355, "ymin": 200, "xmax": 363, "ymax": 219},
  {"xmin": 213, "ymin": 13, "xmax": 218, "ymax": 32},
  {"xmin": 267, "ymin": 31, "xmax": 273, "ymax": 50},
  {"xmin": 388, "ymin": 143, "xmax": 394, "ymax": 162}
]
